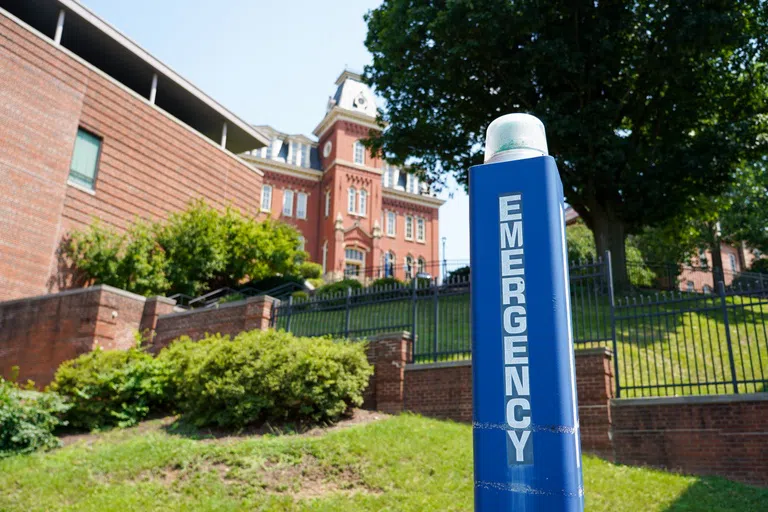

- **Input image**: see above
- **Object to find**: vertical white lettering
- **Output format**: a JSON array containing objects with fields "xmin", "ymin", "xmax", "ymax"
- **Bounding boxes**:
[
  {"xmin": 504, "ymin": 336, "xmax": 528, "ymax": 365},
  {"xmin": 503, "ymin": 306, "xmax": 527, "ymax": 334},
  {"xmin": 506, "ymin": 398, "xmax": 532, "ymax": 429},
  {"xmin": 501, "ymin": 276, "xmax": 526, "ymax": 304},
  {"xmin": 500, "ymin": 221, "xmax": 524, "ymax": 249},
  {"xmin": 499, "ymin": 196, "xmax": 522, "ymax": 222},
  {"xmin": 508, "ymin": 430, "xmax": 532, "ymax": 463}
]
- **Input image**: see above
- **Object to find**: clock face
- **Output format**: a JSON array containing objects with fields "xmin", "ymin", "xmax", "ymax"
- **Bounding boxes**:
[{"xmin": 323, "ymin": 141, "xmax": 332, "ymax": 158}]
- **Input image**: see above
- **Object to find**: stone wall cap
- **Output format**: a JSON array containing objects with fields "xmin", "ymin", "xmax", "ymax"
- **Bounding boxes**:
[
  {"xmin": 246, "ymin": 294, "xmax": 278, "ymax": 304},
  {"xmin": 0, "ymin": 284, "xmax": 148, "ymax": 308},
  {"xmin": 575, "ymin": 347, "xmax": 613, "ymax": 357},
  {"xmin": 406, "ymin": 360, "xmax": 472, "ymax": 371},
  {"xmin": 612, "ymin": 392, "xmax": 768, "ymax": 407},
  {"xmin": 366, "ymin": 331, "xmax": 413, "ymax": 342},
  {"xmin": 147, "ymin": 296, "xmax": 177, "ymax": 306}
]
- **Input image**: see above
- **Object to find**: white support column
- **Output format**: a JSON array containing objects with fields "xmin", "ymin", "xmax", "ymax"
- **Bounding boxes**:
[
  {"xmin": 221, "ymin": 122, "xmax": 228, "ymax": 149},
  {"xmin": 54, "ymin": 10, "xmax": 65, "ymax": 45},
  {"xmin": 149, "ymin": 73, "xmax": 158, "ymax": 104}
]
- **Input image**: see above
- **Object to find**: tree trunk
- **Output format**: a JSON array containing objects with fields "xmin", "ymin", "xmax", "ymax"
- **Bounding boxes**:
[
  {"xmin": 709, "ymin": 240, "xmax": 725, "ymax": 287},
  {"xmin": 591, "ymin": 214, "xmax": 630, "ymax": 292}
]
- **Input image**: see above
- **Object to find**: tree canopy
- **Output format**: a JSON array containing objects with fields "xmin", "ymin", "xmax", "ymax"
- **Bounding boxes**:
[
  {"xmin": 65, "ymin": 201, "xmax": 308, "ymax": 297},
  {"xmin": 364, "ymin": 0, "xmax": 768, "ymax": 287}
]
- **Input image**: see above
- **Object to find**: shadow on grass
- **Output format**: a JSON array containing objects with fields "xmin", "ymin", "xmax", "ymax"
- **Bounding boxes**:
[{"xmin": 663, "ymin": 476, "xmax": 768, "ymax": 512}]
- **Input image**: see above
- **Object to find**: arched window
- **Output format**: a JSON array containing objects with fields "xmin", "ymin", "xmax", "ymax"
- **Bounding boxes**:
[
  {"xmin": 358, "ymin": 189, "xmax": 367, "ymax": 216},
  {"xmin": 324, "ymin": 190, "xmax": 331, "ymax": 217},
  {"xmin": 417, "ymin": 257, "xmax": 426, "ymax": 275},
  {"xmin": 348, "ymin": 187, "xmax": 356, "ymax": 214},
  {"xmin": 383, "ymin": 251, "xmax": 395, "ymax": 278},
  {"xmin": 405, "ymin": 255, "xmax": 414, "ymax": 279},
  {"xmin": 353, "ymin": 140, "xmax": 365, "ymax": 165}
]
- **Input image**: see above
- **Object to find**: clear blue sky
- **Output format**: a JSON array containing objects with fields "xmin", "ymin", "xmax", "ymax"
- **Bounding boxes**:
[{"xmin": 81, "ymin": 0, "xmax": 470, "ymax": 265}]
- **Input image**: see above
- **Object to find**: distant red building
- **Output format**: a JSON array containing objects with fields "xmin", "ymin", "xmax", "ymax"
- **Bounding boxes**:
[{"xmin": 244, "ymin": 71, "xmax": 444, "ymax": 282}]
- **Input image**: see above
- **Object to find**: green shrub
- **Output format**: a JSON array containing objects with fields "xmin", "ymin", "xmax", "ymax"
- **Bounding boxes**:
[
  {"xmin": 316, "ymin": 279, "xmax": 363, "ymax": 296},
  {"xmin": 446, "ymin": 266, "xmax": 470, "ymax": 283},
  {"xmin": 64, "ymin": 200, "xmax": 307, "ymax": 297},
  {"xmin": 51, "ymin": 349, "xmax": 166, "ymax": 430},
  {"xmin": 370, "ymin": 277, "xmax": 404, "ymax": 289},
  {"xmin": 0, "ymin": 377, "xmax": 69, "ymax": 458},
  {"xmin": 157, "ymin": 330, "xmax": 373, "ymax": 428},
  {"xmin": 291, "ymin": 290, "xmax": 309, "ymax": 301},
  {"xmin": 298, "ymin": 262, "xmax": 323, "ymax": 279}
]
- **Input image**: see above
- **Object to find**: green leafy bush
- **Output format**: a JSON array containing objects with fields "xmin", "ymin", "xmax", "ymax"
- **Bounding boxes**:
[
  {"xmin": 370, "ymin": 277, "xmax": 404, "ymax": 289},
  {"xmin": 291, "ymin": 290, "xmax": 309, "ymax": 301},
  {"xmin": 51, "ymin": 349, "xmax": 166, "ymax": 430},
  {"xmin": 64, "ymin": 200, "xmax": 307, "ymax": 297},
  {"xmin": 749, "ymin": 258, "xmax": 768, "ymax": 274},
  {"xmin": 298, "ymin": 262, "xmax": 323, "ymax": 279},
  {"xmin": 0, "ymin": 377, "xmax": 69, "ymax": 458},
  {"xmin": 316, "ymin": 279, "xmax": 364, "ymax": 296},
  {"xmin": 446, "ymin": 266, "xmax": 470, "ymax": 283},
  {"xmin": 157, "ymin": 330, "xmax": 373, "ymax": 428}
]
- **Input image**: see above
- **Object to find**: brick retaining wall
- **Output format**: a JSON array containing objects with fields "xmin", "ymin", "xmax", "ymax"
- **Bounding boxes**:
[
  {"xmin": 0, "ymin": 285, "xmax": 164, "ymax": 386},
  {"xmin": 612, "ymin": 395, "xmax": 768, "ymax": 487}
]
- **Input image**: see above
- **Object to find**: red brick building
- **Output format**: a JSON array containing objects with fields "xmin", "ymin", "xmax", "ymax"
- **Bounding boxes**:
[
  {"xmin": 243, "ymin": 71, "xmax": 444, "ymax": 282},
  {"xmin": 0, "ymin": 1, "xmax": 442, "ymax": 302}
]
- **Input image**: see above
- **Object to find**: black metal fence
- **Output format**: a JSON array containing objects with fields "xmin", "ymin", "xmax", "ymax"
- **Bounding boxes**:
[
  {"xmin": 271, "ymin": 252, "xmax": 768, "ymax": 398},
  {"xmin": 271, "ymin": 258, "xmax": 612, "ymax": 363},
  {"xmin": 612, "ymin": 281, "xmax": 768, "ymax": 397}
]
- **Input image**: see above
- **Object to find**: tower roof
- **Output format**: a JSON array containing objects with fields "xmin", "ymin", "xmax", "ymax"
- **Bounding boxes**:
[{"xmin": 327, "ymin": 70, "xmax": 377, "ymax": 118}]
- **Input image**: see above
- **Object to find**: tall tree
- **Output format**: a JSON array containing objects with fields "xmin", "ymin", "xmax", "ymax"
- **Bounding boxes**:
[{"xmin": 364, "ymin": 0, "xmax": 768, "ymax": 288}]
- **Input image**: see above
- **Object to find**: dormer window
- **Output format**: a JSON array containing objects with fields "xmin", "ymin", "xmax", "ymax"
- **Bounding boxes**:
[{"xmin": 354, "ymin": 141, "xmax": 365, "ymax": 165}]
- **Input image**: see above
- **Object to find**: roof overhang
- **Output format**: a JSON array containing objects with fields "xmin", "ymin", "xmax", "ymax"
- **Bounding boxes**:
[
  {"xmin": 313, "ymin": 106, "xmax": 383, "ymax": 139},
  {"xmin": 1, "ymin": 0, "xmax": 269, "ymax": 153},
  {"xmin": 382, "ymin": 188, "xmax": 446, "ymax": 209},
  {"xmin": 241, "ymin": 155, "xmax": 323, "ymax": 182}
]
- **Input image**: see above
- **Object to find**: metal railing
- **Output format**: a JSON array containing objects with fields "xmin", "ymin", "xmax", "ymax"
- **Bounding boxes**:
[
  {"xmin": 613, "ymin": 281, "xmax": 768, "ymax": 397},
  {"xmin": 272, "ymin": 258, "xmax": 612, "ymax": 363}
]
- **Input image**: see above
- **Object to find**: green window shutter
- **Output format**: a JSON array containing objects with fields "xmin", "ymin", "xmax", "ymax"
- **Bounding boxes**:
[{"xmin": 68, "ymin": 129, "xmax": 102, "ymax": 189}]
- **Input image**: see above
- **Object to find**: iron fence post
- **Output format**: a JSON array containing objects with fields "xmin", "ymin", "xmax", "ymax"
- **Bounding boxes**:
[
  {"xmin": 345, "ymin": 287, "xmax": 352, "ymax": 339},
  {"xmin": 717, "ymin": 281, "xmax": 740, "ymax": 394},
  {"xmin": 411, "ymin": 278, "xmax": 418, "ymax": 352},
  {"xmin": 433, "ymin": 279, "xmax": 439, "ymax": 362},
  {"xmin": 605, "ymin": 250, "xmax": 620, "ymax": 398},
  {"xmin": 285, "ymin": 295, "xmax": 293, "ymax": 332}
]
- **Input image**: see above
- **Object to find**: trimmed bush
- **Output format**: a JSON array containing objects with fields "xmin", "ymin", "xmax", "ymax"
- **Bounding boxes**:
[
  {"xmin": 0, "ymin": 377, "xmax": 69, "ymax": 458},
  {"xmin": 291, "ymin": 290, "xmax": 309, "ymax": 301},
  {"xmin": 298, "ymin": 262, "xmax": 323, "ymax": 279},
  {"xmin": 51, "ymin": 348, "xmax": 166, "ymax": 430},
  {"xmin": 157, "ymin": 330, "xmax": 373, "ymax": 428},
  {"xmin": 370, "ymin": 277, "xmax": 404, "ymax": 289},
  {"xmin": 316, "ymin": 279, "xmax": 363, "ymax": 296}
]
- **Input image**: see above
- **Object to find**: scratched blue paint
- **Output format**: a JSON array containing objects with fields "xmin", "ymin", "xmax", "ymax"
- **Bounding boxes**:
[{"xmin": 470, "ymin": 155, "xmax": 584, "ymax": 510}]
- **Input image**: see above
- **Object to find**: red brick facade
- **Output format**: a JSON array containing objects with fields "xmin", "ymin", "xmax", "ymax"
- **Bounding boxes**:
[{"xmin": 0, "ymin": 11, "xmax": 264, "ymax": 301}]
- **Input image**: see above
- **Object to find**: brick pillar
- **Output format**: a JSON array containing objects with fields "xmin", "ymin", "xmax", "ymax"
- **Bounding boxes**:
[
  {"xmin": 575, "ymin": 347, "xmax": 615, "ymax": 459},
  {"xmin": 244, "ymin": 295, "xmax": 278, "ymax": 331},
  {"xmin": 139, "ymin": 296, "xmax": 177, "ymax": 344},
  {"xmin": 365, "ymin": 332, "xmax": 413, "ymax": 414}
]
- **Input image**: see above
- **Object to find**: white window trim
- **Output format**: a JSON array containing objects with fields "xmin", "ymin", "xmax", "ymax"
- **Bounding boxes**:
[
  {"xmin": 348, "ymin": 187, "xmax": 357, "ymax": 214},
  {"xmin": 354, "ymin": 140, "xmax": 365, "ymax": 165},
  {"xmin": 260, "ymin": 184, "xmax": 273, "ymax": 212},
  {"xmin": 324, "ymin": 190, "xmax": 331, "ymax": 218},
  {"xmin": 282, "ymin": 189, "xmax": 294, "ymax": 217},
  {"xmin": 358, "ymin": 189, "xmax": 367, "ymax": 217},
  {"xmin": 296, "ymin": 192, "xmax": 308, "ymax": 220},
  {"xmin": 386, "ymin": 211, "xmax": 396, "ymax": 237},
  {"xmin": 405, "ymin": 255, "xmax": 414, "ymax": 279},
  {"xmin": 416, "ymin": 217, "xmax": 426, "ymax": 242},
  {"xmin": 405, "ymin": 215, "xmax": 414, "ymax": 240}
]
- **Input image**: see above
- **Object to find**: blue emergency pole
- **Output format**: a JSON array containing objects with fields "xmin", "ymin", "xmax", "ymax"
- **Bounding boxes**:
[{"xmin": 470, "ymin": 113, "xmax": 584, "ymax": 510}]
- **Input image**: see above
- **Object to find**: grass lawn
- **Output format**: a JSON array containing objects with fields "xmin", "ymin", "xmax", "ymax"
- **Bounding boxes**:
[{"xmin": 1, "ymin": 414, "xmax": 766, "ymax": 512}]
